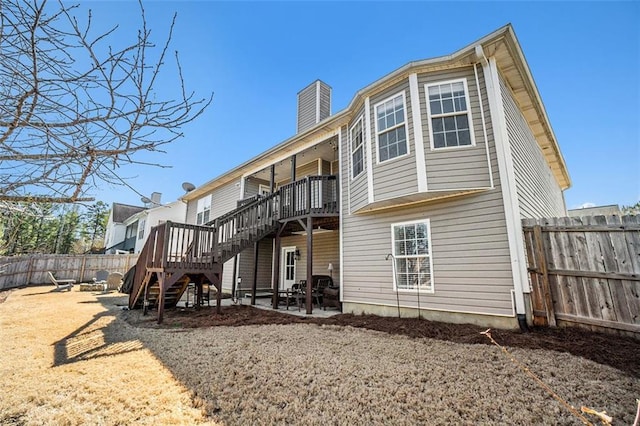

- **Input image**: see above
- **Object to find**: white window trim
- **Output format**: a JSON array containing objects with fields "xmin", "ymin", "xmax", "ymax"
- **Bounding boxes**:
[
  {"xmin": 374, "ymin": 91, "xmax": 410, "ymax": 164},
  {"xmin": 137, "ymin": 218, "xmax": 146, "ymax": 240},
  {"xmin": 425, "ymin": 78, "xmax": 476, "ymax": 151},
  {"xmin": 258, "ymin": 184, "xmax": 271, "ymax": 196},
  {"xmin": 196, "ymin": 194, "xmax": 212, "ymax": 225},
  {"xmin": 349, "ymin": 116, "xmax": 365, "ymax": 180},
  {"xmin": 390, "ymin": 218, "xmax": 435, "ymax": 293}
]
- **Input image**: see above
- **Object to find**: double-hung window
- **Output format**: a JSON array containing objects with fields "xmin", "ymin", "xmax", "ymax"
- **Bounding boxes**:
[
  {"xmin": 350, "ymin": 117, "xmax": 365, "ymax": 179},
  {"xmin": 375, "ymin": 93, "xmax": 408, "ymax": 162},
  {"xmin": 196, "ymin": 194, "xmax": 212, "ymax": 225},
  {"xmin": 391, "ymin": 220, "xmax": 434, "ymax": 292},
  {"xmin": 426, "ymin": 79, "xmax": 475, "ymax": 149}
]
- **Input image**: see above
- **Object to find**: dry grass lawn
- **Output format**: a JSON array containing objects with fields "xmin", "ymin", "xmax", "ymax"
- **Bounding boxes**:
[{"xmin": 0, "ymin": 286, "xmax": 638, "ymax": 425}]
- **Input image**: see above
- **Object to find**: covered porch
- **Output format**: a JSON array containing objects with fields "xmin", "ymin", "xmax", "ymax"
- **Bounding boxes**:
[{"xmin": 232, "ymin": 136, "xmax": 341, "ymax": 314}]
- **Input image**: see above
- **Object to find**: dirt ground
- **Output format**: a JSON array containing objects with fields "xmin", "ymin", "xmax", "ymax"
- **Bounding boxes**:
[
  {"xmin": 128, "ymin": 303, "xmax": 640, "ymax": 379},
  {"xmin": 1, "ymin": 286, "xmax": 639, "ymax": 425}
]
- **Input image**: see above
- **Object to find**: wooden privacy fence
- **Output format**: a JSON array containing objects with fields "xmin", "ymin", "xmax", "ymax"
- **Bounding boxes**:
[
  {"xmin": 522, "ymin": 215, "xmax": 640, "ymax": 335},
  {"xmin": 0, "ymin": 254, "xmax": 139, "ymax": 290}
]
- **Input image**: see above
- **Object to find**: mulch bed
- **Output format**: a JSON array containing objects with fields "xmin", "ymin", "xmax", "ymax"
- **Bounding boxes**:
[{"xmin": 124, "ymin": 304, "xmax": 640, "ymax": 378}]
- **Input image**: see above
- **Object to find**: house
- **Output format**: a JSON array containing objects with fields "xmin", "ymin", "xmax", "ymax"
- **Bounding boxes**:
[
  {"xmin": 104, "ymin": 193, "xmax": 187, "ymax": 254},
  {"xmin": 104, "ymin": 202, "xmax": 146, "ymax": 253},
  {"xmin": 568, "ymin": 204, "xmax": 620, "ymax": 217},
  {"xmin": 130, "ymin": 24, "xmax": 570, "ymax": 329}
]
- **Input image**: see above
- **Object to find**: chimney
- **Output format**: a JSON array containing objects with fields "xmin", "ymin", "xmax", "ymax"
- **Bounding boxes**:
[
  {"xmin": 297, "ymin": 80, "xmax": 331, "ymax": 133},
  {"xmin": 150, "ymin": 192, "xmax": 162, "ymax": 205}
]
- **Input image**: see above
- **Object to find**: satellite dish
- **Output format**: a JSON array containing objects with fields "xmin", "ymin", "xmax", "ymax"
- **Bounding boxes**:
[
  {"xmin": 182, "ymin": 182, "xmax": 196, "ymax": 192},
  {"xmin": 140, "ymin": 196, "xmax": 152, "ymax": 204}
]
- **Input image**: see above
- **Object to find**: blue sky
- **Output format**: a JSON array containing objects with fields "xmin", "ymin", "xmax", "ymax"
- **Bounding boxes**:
[{"xmin": 77, "ymin": 1, "xmax": 639, "ymax": 211}]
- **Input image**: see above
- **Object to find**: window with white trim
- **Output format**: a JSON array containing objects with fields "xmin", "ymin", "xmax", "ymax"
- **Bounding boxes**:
[
  {"xmin": 196, "ymin": 194, "xmax": 212, "ymax": 225},
  {"xmin": 138, "ymin": 218, "xmax": 146, "ymax": 240},
  {"xmin": 391, "ymin": 220, "xmax": 433, "ymax": 291},
  {"xmin": 349, "ymin": 117, "xmax": 365, "ymax": 179},
  {"xmin": 375, "ymin": 93, "xmax": 408, "ymax": 162},
  {"xmin": 426, "ymin": 79, "xmax": 475, "ymax": 149}
]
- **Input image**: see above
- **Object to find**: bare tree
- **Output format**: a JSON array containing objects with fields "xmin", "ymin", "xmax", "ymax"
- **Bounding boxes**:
[{"xmin": 0, "ymin": 0, "xmax": 212, "ymax": 203}]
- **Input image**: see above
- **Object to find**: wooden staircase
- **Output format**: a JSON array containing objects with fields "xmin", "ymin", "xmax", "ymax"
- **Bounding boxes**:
[
  {"xmin": 128, "ymin": 192, "xmax": 280, "ymax": 322},
  {"xmin": 126, "ymin": 175, "xmax": 339, "ymax": 323}
]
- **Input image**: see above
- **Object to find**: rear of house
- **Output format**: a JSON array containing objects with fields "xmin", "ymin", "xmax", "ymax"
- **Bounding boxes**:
[{"xmin": 175, "ymin": 24, "xmax": 569, "ymax": 329}]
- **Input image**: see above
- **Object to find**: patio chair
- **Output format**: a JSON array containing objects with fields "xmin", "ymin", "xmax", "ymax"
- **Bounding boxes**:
[{"xmin": 47, "ymin": 271, "xmax": 75, "ymax": 291}]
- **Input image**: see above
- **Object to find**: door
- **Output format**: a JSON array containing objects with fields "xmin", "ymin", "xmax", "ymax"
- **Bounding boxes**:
[{"xmin": 280, "ymin": 246, "xmax": 297, "ymax": 290}]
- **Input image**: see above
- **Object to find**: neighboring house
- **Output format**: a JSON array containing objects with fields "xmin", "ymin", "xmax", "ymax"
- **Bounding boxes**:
[
  {"xmin": 104, "ymin": 203, "xmax": 146, "ymax": 253},
  {"xmin": 133, "ymin": 25, "xmax": 571, "ymax": 329},
  {"xmin": 105, "ymin": 193, "xmax": 187, "ymax": 254},
  {"xmin": 568, "ymin": 204, "xmax": 620, "ymax": 217}
]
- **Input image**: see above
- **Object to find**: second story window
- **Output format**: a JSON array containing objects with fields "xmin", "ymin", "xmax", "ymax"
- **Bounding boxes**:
[
  {"xmin": 138, "ymin": 219, "xmax": 145, "ymax": 240},
  {"xmin": 350, "ymin": 117, "xmax": 364, "ymax": 179},
  {"xmin": 196, "ymin": 195, "xmax": 212, "ymax": 225},
  {"xmin": 375, "ymin": 93, "xmax": 408, "ymax": 163},
  {"xmin": 426, "ymin": 79, "xmax": 475, "ymax": 149}
]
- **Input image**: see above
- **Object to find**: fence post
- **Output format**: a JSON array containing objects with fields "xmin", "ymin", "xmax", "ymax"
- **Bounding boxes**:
[
  {"xmin": 533, "ymin": 225, "xmax": 556, "ymax": 326},
  {"xmin": 25, "ymin": 256, "xmax": 34, "ymax": 285},
  {"xmin": 79, "ymin": 256, "xmax": 87, "ymax": 283}
]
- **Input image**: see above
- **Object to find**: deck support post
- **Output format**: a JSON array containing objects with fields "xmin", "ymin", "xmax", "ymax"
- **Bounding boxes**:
[
  {"xmin": 251, "ymin": 241, "xmax": 259, "ymax": 305},
  {"xmin": 272, "ymin": 223, "xmax": 285, "ymax": 309},
  {"xmin": 157, "ymin": 272, "xmax": 165, "ymax": 324},
  {"xmin": 269, "ymin": 164, "xmax": 275, "ymax": 193},
  {"xmin": 231, "ymin": 255, "xmax": 239, "ymax": 300},
  {"xmin": 306, "ymin": 216, "xmax": 313, "ymax": 314}
]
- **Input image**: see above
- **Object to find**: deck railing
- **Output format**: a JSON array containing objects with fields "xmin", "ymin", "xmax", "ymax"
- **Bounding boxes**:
[
  {"xmin": 279, "ymin": 175, "xmax": 338, "ymax": 219},
  {"xmin": 212, "ymin": 191, "xmax": 280, "ymax": 263},
  {"xmin": 129, "ymin": 222, "xmax": 219, "ymax": 309},
  {"xmin": 129, "ymin": 174, "xmax": 340, "ymax": 308}
]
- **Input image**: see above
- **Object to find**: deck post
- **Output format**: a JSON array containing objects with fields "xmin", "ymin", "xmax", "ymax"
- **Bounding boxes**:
[
  {"xmin": 157, "ymin": 272, "xmax": 165, "ymax": 324},
  {"xmin": 251, "ymin": 241, "xmax": 258, "ymax": 305},
  {"xmin": 269, "ymin": 164, "xmax": 275, "ymax": 193},
  {"xmin": 306, "ymin": 216, "xmax": 313, "ymax": 314},
  {"xmin": 216, "ymin": 264, "xmax": 222, "ymax": 314},
  {"xmin": 272, "ymin": 223, "xmax": 284, "ymax": 309},
  {"xmin": 231, "ymin": 255, "xmax": 239, "ymax": 300}
]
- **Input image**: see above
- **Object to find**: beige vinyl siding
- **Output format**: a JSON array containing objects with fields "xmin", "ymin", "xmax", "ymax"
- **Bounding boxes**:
[
  {"xmin": 277, "ymin": 158, "xmax": 324, "ymax": 185},
  {"xmin": 237, "ymin": 238, "xmax": 273, "ymax": 291},
  {"xmin": 319, "ymin": 81, "xmax": 331, "ymax": 121},
  {"xmin": 419, "ymin": 67, "xmax": 492, "ymax": 191},
  {"xmin": 341, "ymin": 118, "xmax": 515, "ymax": 317},
  {"xmin": 297, "ymin": 84, "xmax": 317, "ymax": 133},
  {"xmin": 244, "ymin": 177, "xmax": 269, "ymax": 198},
  {"xmin": 278, "ymin": 232, "xmax": 340, "ymax": 287},
  {"xmin": 369, "ymin": 79, "xmax": 419, "ymax": 200},
  {"xmin": 500, "ymin": 75, "xmax": 566, "ymax": 218}
]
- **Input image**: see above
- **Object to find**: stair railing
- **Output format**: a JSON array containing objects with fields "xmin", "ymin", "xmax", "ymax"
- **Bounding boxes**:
[{"xmin": 210, "ymin": 191, "xmax": 280, "ymax": 263}]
